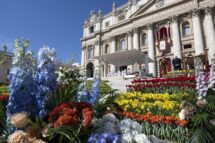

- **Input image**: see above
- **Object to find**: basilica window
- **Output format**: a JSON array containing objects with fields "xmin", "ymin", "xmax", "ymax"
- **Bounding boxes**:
[
  {"xmin": 159, "ymin": 27, "xmax": 168, "ymax": 40},
  {"xmin": 87, "ymin": 46, "xmax": 94, "ymax": 59},
  {"xmin": 141, "ymin": 33, "xmax": 148, "ymax": 46},
  {"xmin": 184, "ymin": 44, "xmax": 192, "ymax": 50},
  {"xmin": 118, "ymin": 15, "xmax": 125, "ymax": 21},
  {"xmin": 119, "ymin": 38, "xmax": 127, "ymax": 50},
  {"xmin": 105, "ymin": 21, "xmax": 110, "ymax": 28},
  {"xmin": 104, "ymin": 44, "xmax": 109, "ymax": 54},
  {"xmin": 182, "ymin": 22, "xmax": 191, "ymax": 37},
  {"xmin": 89, "ymin": 26, "xmax": 95, "ymax": 34}
]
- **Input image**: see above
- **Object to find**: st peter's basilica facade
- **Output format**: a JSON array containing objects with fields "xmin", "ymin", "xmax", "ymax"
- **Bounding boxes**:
[{"xmin": 81, "ymin": 0, "xmax": 215, "ymax": 78}]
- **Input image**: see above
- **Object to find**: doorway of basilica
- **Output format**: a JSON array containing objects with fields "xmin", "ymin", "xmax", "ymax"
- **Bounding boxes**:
[{"xmin": 86, "ymin": 62, "xmax": 94, "ymax": 78}]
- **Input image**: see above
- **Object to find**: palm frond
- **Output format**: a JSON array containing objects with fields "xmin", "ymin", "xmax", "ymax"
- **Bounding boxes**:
[
  {"xmin": 190, "ymin": 127, "xmax": 215, "ymax": 143},
  {"xmin": 46, "ymin": 82, "xmax": 79, "ymax": 112},
  {"xmin": 48, "ymin": 126, "xmax": 81, "ymax": 143}
]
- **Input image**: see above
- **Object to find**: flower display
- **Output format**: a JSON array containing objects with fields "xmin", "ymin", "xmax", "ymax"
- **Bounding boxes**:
[
  {"xmin": 48, "ymin": 102, "xmax": 93, "ymax": 129},
  {"xmin": 115, "ymin": 92, "xmax": 182, "ymax": 115},
  {"xmin": 128, "ymin": 76, "xmax": 196, "ymax": 92},
  {"xmin": 87, "ymin": 134, "xmax": 121, "ymax": 143},
  {"xmin": 36, "ymin": 47, "xmax": 57, "ymax": 119},
  {"xmin": 56, "ymin": 65, "xmax": 81, "ymax": 84},
  {"xmin": 9, "ymin": 112, "xmax": 29, "ymax": 129},
  {"xmin": 7, "ymin": 39, "xmax": 38, "ymax": 122},
  {"xmin": 118, "ymin": 111, "xmax": 187, "ymax": 127}
]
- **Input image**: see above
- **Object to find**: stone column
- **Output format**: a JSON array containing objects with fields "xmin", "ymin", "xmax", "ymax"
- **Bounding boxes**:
[
  {"xmin": 94, "ymin": 41, "xmax": 100, "ymax": 68},
  {"xmin": 205, "ymin": 7, "xmax": 215, "ymax": 64},
  {"xmin": 128, "ymin": 30, "xmax": 133, "ymax": 50},
  {"xmin": 133, "ymin": 28, "xmax": 139, "ymax": 50},
  {"xmin": 110, "ymin": 37, "xmax": 116, "ymax": 76},
  {"xmin": 147, "ymin": 24, "xmax": 156, "ymax": 77},
  {"xmin": 171, "ymin": 16, "xmax": 182, "ymax": 59},
  {"xmin": 81, "ymin": 47, "xmax": 85, "ymax": 67},
  {"xmin": 192, "ymin": 10, "xmax": 204, "ymax": 56},
  {"xmin": 127, "ymin": 30, "xmax": 133, "ymax": 73}
]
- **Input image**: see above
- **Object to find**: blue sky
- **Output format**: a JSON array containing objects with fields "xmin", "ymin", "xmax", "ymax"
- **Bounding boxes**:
[{"xmin": 0, "ymin": 0, "xmax": 127, "ymax": 63}]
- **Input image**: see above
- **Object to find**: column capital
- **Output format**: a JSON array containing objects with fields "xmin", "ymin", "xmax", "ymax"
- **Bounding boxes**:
[
  {"xmin": 133, "ymin": 27, "xmax": 139, "ymax": 33},
  {"xmin": 109, "ymin": 36, "xmax": 116, "ymax": 42},
  {"xmin": 127, "ymin": 30, "xmax": 133, "ymax": 36},
  {"xmin": 169, "ymin": 15, "xmax": 179, "ymax": 23},
  {"xmin": 94, "ymin": 40, "xmax": 101, "ymax": 45},
  {"xmin": 146, "ymin": 24, "xmax": 154, "ymax": 30},
  {"xmin": 190, "ymin": 9, "xmax": 201, "ymax": 17},
  {"xmin": 205, "ymin": 7, "xmax": 213, "ymax": 15}
]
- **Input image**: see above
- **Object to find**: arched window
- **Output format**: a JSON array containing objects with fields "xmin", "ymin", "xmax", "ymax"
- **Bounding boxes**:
[
  {"xmin": 104, "ymin": 44, "xmax": 109, "ymax": 54},
  {"xmin": 182, "ymin": 22, "xmax": 191, "ymax": 37},
  {"xmin": 142, "ymin": 33, "xmax": 148, "ymax": 46},
  {"xmin": 120, "ymin": 38, "xmax": 127, "ymax": 50},
  {"xmin": 87, "ymin": 46, "xmax": 94, "ymax": 58}
]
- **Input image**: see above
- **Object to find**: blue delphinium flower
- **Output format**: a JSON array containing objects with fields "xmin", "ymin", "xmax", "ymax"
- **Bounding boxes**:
[
  {"xmin": 88, "ymin": 134, "xmax": 121, "ymax": 143},
  {"xmin": 36, "ymin": 47, "xmax": 57, "ymax": 119},
  {"xmin": 89, "ymin": 76, "xmax": 101, "ymax": 105},
  {"xmin": 77, "ymin": 76, "xmax": 89, "ymax": 102},
  {"xmin": 77, "ymin": 66, "xmax": 101, "ymax": 106},
  {"xmin": 7, "ymin": 39, "xmax": 38, "ymax": 123}
]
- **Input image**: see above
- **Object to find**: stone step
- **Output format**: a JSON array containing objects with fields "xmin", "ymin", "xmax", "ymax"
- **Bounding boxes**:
[{"xmin": 102, "ymin": 77, "xmax": 133, "ymax": 93}]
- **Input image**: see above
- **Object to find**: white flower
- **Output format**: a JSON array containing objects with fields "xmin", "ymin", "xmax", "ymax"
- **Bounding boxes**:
[
  {"xmin": 95, "ymin": 114, "xmax": 120, "ymax": 134},
  {"xmin": 131, "ymin": 121, "xmax": 142, "ymax": 133},
  {"xmin": 122, "ymin": 133, "xmax": 133, "ymax": 143},
  {"xmin": 10, "ymin": 112, "xmax": 29, "ymax": 128},
  {"xmin": 178, "ymin": 109, "xmax": 188, "ymax": 120},
  {"xmin": 134, "ymin": 134, "xmax": 151, "ymax": 143},
  {"xmin": 92, "ymin": 118, "xmax": 101, "ymax": 128},
  {"xmin": 102, "ymin": 122, "xmax": 119, "ymax": 134},
  {"xmin": 7, "ymin": 130, "xmax": 29, "ymax": 143}
]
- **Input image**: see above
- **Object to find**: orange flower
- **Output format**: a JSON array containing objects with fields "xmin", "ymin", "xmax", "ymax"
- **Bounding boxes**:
[
  {"xmin": 54, "ymin": 114, "xmax": 72, "ymax": 127},
  {"xmin": 117, "ymin": 111, "xmax": 187, "ymax": 127},
  {"xmin": 82, "ymin": 108, "xmax": 93, "ymax": 129}
]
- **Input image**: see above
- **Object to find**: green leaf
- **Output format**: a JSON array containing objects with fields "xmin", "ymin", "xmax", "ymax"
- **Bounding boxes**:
[{"xmin": 190, "ymin": 127, "xmax": 215, "ymax": 143}]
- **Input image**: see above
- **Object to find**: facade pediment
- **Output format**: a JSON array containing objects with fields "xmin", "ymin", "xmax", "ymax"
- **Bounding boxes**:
[{"xmin": 130, "ymin": 0, "xmax": 190, "ymax": 19}]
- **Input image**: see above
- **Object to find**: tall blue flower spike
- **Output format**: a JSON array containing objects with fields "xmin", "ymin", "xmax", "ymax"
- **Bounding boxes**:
[
  {"xmin": 77, "ymin": 68, "xmax": 89, "ymax": 102},
  {"xmin": 7, "ymin": 39, "xmax": 38, "ymax": 127},
  {"xmin": 89, "ymin": 65, "xmax": 101, "ymax": 105},
  {"xmin": 77, "ymin": 64, "xmax": 101, "ymax": 106},
  {"xmin": 36, "ymin": 47, "xmax": 57, "ymax": 119}
]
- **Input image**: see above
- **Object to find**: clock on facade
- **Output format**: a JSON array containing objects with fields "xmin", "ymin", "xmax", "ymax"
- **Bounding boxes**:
[{"xmin": 156, "ymin": 0, "xmax": 165, "ymax": 7}]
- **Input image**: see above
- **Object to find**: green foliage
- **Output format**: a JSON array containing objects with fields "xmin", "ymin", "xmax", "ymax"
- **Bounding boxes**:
[
  {"xmin": 142, "ymin": 122, "xmax": 189, "ymax": 143},
  {"xmin": 190, "ymin": 127, "xmax": 215, "ymax": 143},
  {"xmin": 87, "ymin": 80, "xmax": 112, "ymax": 96},
  {"xmin": 48, "ymin": 126, "xmax": 82, "ymax": 143},
  {"xmin": 46, "ymin": 82, "xmax": 79, "ymax": 112},
  {"xmin": 0, "ymin": 101, "xmax": 8, "ymax": 137},
  {"xmin": 93, "ymin": 91, "xmax": 117, "ymax": 118},
  {"xmin": 0, "ymin": 86, "xmax": 9, "ymax": 94},
  {"xmin": 48, "ymin": 125, "xmax": 92, "ymax": 143},
  {"xmin": 191, "ymin": 113, "xmax": 213, "ymax": 128},
  {"xmin": 189, "ymin": 93, "xmax": 215, "ymax": 143}
]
